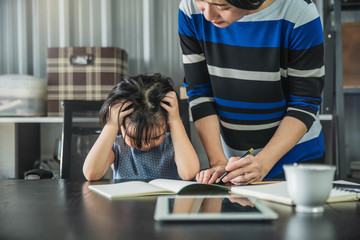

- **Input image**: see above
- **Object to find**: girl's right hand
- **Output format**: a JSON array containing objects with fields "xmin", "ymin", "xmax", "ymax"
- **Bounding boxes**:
[
  {"xmin": 195, "ymin": 164, "xmax": 226, "ymax": 184},
  {"xmin": 107, "ymin": 101, "xmax": 133, "ymax": 130},
  {"xmin": 160, "ymin": 91, "xmax": 181, "ymax": 126}
]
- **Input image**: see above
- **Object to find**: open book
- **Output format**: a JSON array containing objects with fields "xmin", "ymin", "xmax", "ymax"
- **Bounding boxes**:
[
  {"xmin": 88, "ymin": 179, "xmax": 229, "ymax": 199},
  {"xmin": 230, "ymin": 181, "xmax": 360, "ymax": 206},
  {"xmin": 89, "ymin": 179, "xmax": 360, "ymax": 204}
]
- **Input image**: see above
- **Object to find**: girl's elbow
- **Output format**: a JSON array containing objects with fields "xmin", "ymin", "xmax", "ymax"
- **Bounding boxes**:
[
  {"xmin": 180, "ymin": 174, "xmax": 195, "ymax": 181},
  {"xmin": 83, "ymin": 169, "xmax": 101, "ymax": 181},
  {"xmin": 179, "ymin": 166, "xmax": 200, "ymax": 181}
]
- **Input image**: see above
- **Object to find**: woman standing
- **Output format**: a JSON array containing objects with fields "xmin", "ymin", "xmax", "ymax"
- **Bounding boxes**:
[{"xmin": 178, "ymin": 0, "xmax": 325, "ymax": 184}]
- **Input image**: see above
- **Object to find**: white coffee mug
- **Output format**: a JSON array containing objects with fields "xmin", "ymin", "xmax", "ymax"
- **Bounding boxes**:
[{"xmin": 283, "ymin": 163, "xmax": 336, "ymax": 213}]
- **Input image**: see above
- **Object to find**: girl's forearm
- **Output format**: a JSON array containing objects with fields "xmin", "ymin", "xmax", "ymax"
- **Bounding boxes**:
[
  {"xmin": 82, "ymin": 124, "xmax": 117, "ymax": 181},
  {"xmin": 170, "ymin": 120, "xmax": 200, "ymax": 180}
]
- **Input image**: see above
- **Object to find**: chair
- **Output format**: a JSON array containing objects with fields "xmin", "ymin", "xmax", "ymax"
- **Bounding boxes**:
[
  {"xmin": 60, "ymin": 100, "xmax": 105, "ymax": 180},
  {"xmin": 180, "ymin": 98, "xmax": 191, "ymax": 139},
  {"xmin": 179, "ymin": 86, "xmax": 191, "ymax": 139},
  {"xmin": 60, "ymin": 97, "xmax": 191, "ymax": 180}
]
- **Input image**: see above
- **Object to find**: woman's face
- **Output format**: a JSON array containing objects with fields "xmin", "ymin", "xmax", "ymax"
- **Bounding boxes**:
[
  {"xmin": 195, "ymin": 0, "xmax": 248, "ymax": 28},
  {"xmin": 121, "ymin": 119, "xmax": 167, "ymax": 151}
]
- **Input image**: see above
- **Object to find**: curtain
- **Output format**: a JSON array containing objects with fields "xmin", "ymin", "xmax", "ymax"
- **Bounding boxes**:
[{"xmin": 0, "ymin": 0, "xmax": 183, "ymax": 89}]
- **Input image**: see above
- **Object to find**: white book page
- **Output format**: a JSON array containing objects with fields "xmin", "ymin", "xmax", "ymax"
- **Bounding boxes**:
[
  {"xmin": 231, "ymin": 181, "xmax": 360, "ymax": 205},
  {"xmin": 149, "ymin": 179, "xmax": 201, "ymax": 193},
  {"xmin": 327, "ymin": 188, "xmax": 359, "ymax": 203},
  {"xmin": 230, "ymin": 182, "xmax": 293, "ymax": 205},
  {"xmin": 89, "ymin": 181, "xmax": 173, "ymax": 199},
  {"xmin": 333, "ymin": 180, "xmax": 360, "ymax": 186}
]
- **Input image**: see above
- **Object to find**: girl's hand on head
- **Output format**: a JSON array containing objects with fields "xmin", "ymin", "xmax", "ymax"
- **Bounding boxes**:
[
  {"xmin": 160, "ymin": 91, "xmax": 181, "ymax": 126},
  {"xmin": 108, "ymin": 101, "xmax": 133, "ymax": 129}
]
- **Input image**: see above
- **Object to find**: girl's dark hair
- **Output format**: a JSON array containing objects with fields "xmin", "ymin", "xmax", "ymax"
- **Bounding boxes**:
[
  {"xmin": 99, "ymin": 73, "xmax": 179, "ymax": 149},
  {"xmin": 225, "ymin": 0, "xmax": 266, "ymax": 10}
]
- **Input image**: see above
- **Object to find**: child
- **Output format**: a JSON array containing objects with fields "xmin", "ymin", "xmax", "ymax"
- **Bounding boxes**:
[{"xmin": 83, "ymin": 73, "xmax": 200, "ymax": 181}]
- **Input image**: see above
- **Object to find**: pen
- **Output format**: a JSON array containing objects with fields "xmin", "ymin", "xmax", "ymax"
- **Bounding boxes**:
[
  {"xmin": 333, "ymin": 183, "xmax": 360, "ymax": 193},
  {"xmin": 215, "ymin": 148, "xmax": 253, "ymax": 184}
]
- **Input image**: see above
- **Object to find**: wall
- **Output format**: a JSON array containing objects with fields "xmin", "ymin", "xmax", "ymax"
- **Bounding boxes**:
[
  {"xmin": 0, "ymin": 0, "xmax": 210, "ymax": 172},
  {"xmin": 0, "ymin": 0, "xmax": 184, "ymax": 90},
  {"xmin": 342, "ymin": 10, "xmax": 360, "ymax": 171}
]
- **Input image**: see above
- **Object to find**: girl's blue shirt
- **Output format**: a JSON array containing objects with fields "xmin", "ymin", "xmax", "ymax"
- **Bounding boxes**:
[{"xmin": 112, "ymin": 132, "xmax": 180, "ymax": 180}]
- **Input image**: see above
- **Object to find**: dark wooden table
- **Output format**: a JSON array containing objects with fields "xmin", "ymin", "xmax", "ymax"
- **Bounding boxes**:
[{"xmin": 1, "ymin": 179, "xmax": 360, "ymax": 240}]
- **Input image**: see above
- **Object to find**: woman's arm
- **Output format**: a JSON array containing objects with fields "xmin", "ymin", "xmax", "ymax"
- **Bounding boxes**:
[
  {"xmin": 223, "ymin": 116, "xmax": 307, "ymax": 185},
  {"xmin": 223, "ymin": 3, "xmax": 325, "ymax": 185},
  {"xmin": 194, "ymin": 115, "xmax": 228, "ymax": 184},
  {"xmin": 161, "ymin": 91, "xmax": 200, "ymax": 180},
  {"xmin": 179, "ymin": 5, "xmax": 223, "ymax": 182}
]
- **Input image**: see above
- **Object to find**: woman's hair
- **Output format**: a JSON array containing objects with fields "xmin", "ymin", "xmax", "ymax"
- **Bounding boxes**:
[
  {"xmin": 225, "ymin": 0, "xmax": 266, "ymax": 10},
  {"xmin": 99, "ymin": 73, "xmax": 179, "ymax": 149}
]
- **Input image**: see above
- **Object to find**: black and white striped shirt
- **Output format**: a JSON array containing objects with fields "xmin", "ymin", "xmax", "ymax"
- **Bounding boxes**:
[{"xmin": 178, "ymin": 0, "xmax": 325, "ymax": 178}]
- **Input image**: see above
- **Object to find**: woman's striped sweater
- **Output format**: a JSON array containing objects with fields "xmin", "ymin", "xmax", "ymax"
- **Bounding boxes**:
[{"xmin": 178, "ymin": 0, "xmax": 325, "ymax": 178}]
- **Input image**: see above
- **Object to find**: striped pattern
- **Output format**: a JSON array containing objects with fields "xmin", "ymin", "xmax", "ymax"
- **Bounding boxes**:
[
  {"xmin": 178, "ymin": 0, "xmax": 325, "ymax": 178},
  {"xmin": 47, "ymin": 47, "xmax": 127, "ymax": 116}
]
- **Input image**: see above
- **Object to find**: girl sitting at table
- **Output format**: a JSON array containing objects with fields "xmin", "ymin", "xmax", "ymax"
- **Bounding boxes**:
[{"xmin": 83, "ymin": 73, "xmax": 200, "ymax": 181}]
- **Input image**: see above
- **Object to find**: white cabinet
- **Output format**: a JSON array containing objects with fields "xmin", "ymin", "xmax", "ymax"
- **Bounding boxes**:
[{"xmin": 0, "ymin": 117, "xmax": 62, "ymax": 179}]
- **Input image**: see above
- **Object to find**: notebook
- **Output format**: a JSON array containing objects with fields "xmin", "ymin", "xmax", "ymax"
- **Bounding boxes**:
[
  {"xmin": 230, "ymin": 181, "xmax": 360, "ymax": 206},
  {"xmin": 333, "ymin": 180, "xmax": 360, "ymax": 193},
  {"xmin": 88, "ymin": 179, "xmax": 229, "ymax": 199}
]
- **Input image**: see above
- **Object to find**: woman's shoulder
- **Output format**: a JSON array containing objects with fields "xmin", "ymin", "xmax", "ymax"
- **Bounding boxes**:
[
  {"xmin": 246, "ymin": 0, "xmax": 319, "ymax": 24},
  {"xmin": 179, "ymin": 0, "xmax": 201, "ymax": 17},
  {"xmin": 280, "ymin": 0, "xmax": 320, "ymax": 24}
]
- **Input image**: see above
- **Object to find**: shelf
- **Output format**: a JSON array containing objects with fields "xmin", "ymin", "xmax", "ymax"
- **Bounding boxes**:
[
  {"xmin": 341, "ymin": 2, "xmax": 360, "ymax": 11},
  {"xmin": 0, "ymin": 116, "xmax": 100, "ymax": 123},
  {"xmin": 344, "ymin": 88, "xmax": 360, "ymax": 94},
  {"xmin": 0, "ymin": 117, "xmax": 63, "ymax": 123},
  {"xmin": 327, "ymin": 1, "xmax": 360, "ymax": 12},
  {"xmin": 319, "ymin": 114, "xmax": 333, "ymax": 121}
]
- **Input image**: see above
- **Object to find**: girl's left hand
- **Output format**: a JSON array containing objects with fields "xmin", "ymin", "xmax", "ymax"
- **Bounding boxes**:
[{"xmin": 160, "ymin": 91, "xmax": 181, "ymax": 126}]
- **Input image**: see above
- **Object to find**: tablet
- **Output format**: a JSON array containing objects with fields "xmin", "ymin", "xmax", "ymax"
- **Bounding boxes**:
[{"xmin": 154, "ymin": 195, "xmax": 278, "ymax": 221}]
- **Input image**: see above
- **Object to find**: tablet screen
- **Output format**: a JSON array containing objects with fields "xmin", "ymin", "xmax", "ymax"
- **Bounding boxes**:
[
  {"xmin": 168, "ymin": 197, "xmax": 260, "ymax": 214},
  {"xmin": 154, "ymin": 195, "xmax": 278, "ymax": 221}
]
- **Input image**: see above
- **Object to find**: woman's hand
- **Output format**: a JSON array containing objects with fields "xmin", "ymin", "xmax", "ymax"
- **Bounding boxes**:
[
  {"xmin": 195, "ymin": 164, "xmax": 226, "ymax": 184},
  {"xmin": 226, "ymin": 196, "xmax": 255, "ymax": 207},
  {"xmin": 160, "ymin": 91, "xmax": 181, "ymax": 126},
  {"xmin": 107, "ymin": 101, "xmax": 133, "ymax": 130},
  {"xmin": 221, "ymin": 155, "xmax": 268, "ymax": 185}
]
